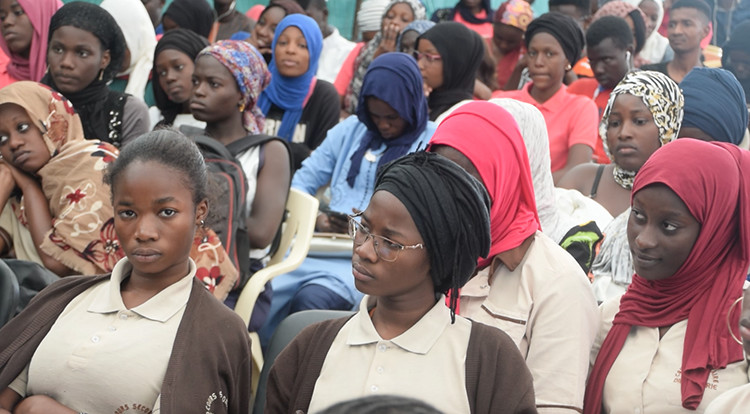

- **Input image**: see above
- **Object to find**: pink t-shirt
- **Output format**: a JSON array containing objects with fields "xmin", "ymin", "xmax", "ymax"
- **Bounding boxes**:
[
  {"xmin": 454, "ymin": 10, "xmax": 493, "ymax": 40},
  {"xmin": 493, "ymin": 83, "xmax": 598, "ymax": 172}
]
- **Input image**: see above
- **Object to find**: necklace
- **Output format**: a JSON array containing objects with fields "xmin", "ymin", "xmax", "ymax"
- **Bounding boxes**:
[{"xmin": 612, "ymin": 165, "xmax": 636, "ymax": 190}]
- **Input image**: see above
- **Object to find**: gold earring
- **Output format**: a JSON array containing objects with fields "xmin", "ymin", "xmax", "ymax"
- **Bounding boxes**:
[
  {"xmin": 98, "ymin": 69, "xmax": 104, "ymax": 81},
  {"xmin": 238, "ymin": 102, "xmax": 245, "ymax": 112}
]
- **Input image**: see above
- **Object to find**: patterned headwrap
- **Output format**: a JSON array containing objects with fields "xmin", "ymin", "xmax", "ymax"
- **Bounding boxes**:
[
  {"xmin": 0, "ymin": 81, "xmax": 122, "ymax": 274},
  {"xmin": 600, "ymin": 70, "xmax": 684, "ymax": 189},
  {"xmin": 197, "ymin": 41, "xmax": 272, "ymax": 134},
  {"xmin": 494, "ymin": 0, "xmax": 534, "ymax": 31}
]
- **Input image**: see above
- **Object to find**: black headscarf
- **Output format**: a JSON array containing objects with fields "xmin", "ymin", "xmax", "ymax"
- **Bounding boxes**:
[
  {"xmin": 162, "ymin": 0, "xmax": 214, "ymax": 38},
  {"xmin": 152, "ymin": 29, "xmax": 209, "ymax": 126},
  {"xmin": 417, "ymin": 22, "xmax": 484, "ymax": 121},
  {"xmin": 525, "ymin": 12, "xmax": 585, "ymax": 66},
  {"xmin": 722, "ymin": 21, "xmax": 750, "ymax": 104},
  {"xmin": 374, "ymin": 151, "xmax": 491, "ymax": 322},
  {"xmin": 42, "ymin": 1, "xmax": 128, "ymax": 146}
]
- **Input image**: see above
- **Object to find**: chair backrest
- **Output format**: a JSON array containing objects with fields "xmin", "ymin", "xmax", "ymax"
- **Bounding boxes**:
[
  {"xmin": 0, "ymin": 260, "xmax": 20, "ymax": 328},
  {"xmin": 252, "ymin": 310, "xmax": 354, "ymax": 414},
  {"xmin": 234, "ymin": 188, "xmax": 319, "ymax": 327}
]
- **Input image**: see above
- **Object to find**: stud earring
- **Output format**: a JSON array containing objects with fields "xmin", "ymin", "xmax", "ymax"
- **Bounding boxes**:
[
  {"xmin": 200, "ymin": 219, "xmax": 205, "ymax": 227},
  {"xmin": 238, "ymin": 102, "xmax": 245, "ymax": 112},
  {"xmin": 565, "ymin": 64, "xmax": 572, "ymax": 71}
]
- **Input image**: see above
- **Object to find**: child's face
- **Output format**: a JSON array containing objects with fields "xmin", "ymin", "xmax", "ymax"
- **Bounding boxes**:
[
  {"xmin": 112, "ymin": 160, "xmax": 206, "ymax": 283},
  {"xmin": 0, "ymin": 103, "xmax": 50, "ymax": 174},
  {"xmin": 190, "ymin": 55, "xmax": 242, "ymax": 124}
]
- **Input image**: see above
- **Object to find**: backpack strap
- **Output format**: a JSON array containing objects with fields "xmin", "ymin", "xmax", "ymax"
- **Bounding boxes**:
[{"xmin": 228, "ymin": 134, "xmax": 294, "ymax": 260}]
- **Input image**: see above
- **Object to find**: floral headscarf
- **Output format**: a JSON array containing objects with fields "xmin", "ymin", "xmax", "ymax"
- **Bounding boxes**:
[
  {"xmin": 494, "ymin": 0, "xmax": 534, "ymax": 31},
  {"xmin": 600, "ymin": 70, "xmax": 684, "ymax": 189},
  {"xmin": 197, "ymin": 40, "xmax": 272, "ymax": 134},
  {"xmin": 0, "ymin": 81, "xmax": 122, "ymax": 274}
]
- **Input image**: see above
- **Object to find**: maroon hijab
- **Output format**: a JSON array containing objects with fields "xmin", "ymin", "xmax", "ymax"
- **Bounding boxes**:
[{"xmin": 584, "ymin": 139, "xmax": 750, "ymax": 412}]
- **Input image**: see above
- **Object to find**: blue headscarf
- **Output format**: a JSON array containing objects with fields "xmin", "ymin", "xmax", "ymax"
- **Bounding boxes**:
[
  {"xmin": 680, "ymin": 67, "xmax": 748, "ymax": 145},
  {"xmin": 346, "ymin": 52, "xmax": 428, "ymax": 187},
  {"xmin": 257, "ymin": 14, "xmax": 322, "ymax": 141},
  {"xmin": 396, "ymin": 20, "xmax": 435, "ymax": 50}
]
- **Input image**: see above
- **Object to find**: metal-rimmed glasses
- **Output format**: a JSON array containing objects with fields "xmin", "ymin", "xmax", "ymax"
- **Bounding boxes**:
[
  {"xmin": 413, "ymin": 51, "xmax": 442, "ymax": 64},
  {"xmin": 348, "ymin": 212, "xmax": 424, "ymax": 262}
]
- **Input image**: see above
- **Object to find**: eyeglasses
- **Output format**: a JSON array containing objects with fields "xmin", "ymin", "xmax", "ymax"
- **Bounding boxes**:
[
  {"xmin": 413, "ymin": 51, "xmax": 442, "ymax": 64},
  {"xmin": 348, "ymin": 213, "xmax": 424, "ymax": 262}
]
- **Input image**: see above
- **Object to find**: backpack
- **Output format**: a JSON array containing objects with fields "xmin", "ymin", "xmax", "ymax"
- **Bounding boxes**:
[{"xmin": 180, "ymin": 125, "xmax": 291, "ymax": 290}]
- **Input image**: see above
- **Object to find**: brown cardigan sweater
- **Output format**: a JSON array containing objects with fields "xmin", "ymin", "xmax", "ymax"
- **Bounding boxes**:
[
  {"xmin": 0, "ymin": 274, "xmax": 252, "ymax": 414},
  {"xmin": 265, "ymin": 316, "xmax": 538, "ymax": 414}
]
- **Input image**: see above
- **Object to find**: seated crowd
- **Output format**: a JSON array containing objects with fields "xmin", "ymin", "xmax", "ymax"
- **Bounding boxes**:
[{"xmin": 0, "ymin": 0, "xmax": 748, "ymax": 413}]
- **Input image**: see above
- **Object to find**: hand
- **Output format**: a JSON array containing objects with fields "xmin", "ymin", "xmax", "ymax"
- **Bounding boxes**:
[
  {"xmin": 376, "ymin": 23, "xmax": 400, "ymax": 55},
  {"xmin": 0, "ymin": 162, "xmax": 16, "ymax": 193},
  {"xmin": 3, "ymin": 162, "xmax": 36, "ymax": 193},
  {"xmin": 13, "ymin": 395, "xmax": 76, "ymax": 414},
  {"xmin": 423, "ymin": 81, "xmax": 433, "ymax": 97},
  {"xmin": 316, "ymin": 212, "xmax": 349, "ymax": 234}
]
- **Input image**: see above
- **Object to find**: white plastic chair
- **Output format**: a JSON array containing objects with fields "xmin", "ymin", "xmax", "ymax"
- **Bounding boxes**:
[{"xmin": 233, "ymin": 188, "xmax": 319, "ymax": 393}]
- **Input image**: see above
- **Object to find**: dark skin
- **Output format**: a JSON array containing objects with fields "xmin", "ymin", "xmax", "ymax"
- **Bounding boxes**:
[
  {"xmin": 305, "ymin": 2, "xmax": 332, "ymax": 38},
  {"xmin": 0, "ymin": 104, "xmax": 71, "ymax": 276},
  {"xmin": 318, "ymin": 97, "xmax": 408, "ymax": 234},
  {"xmin": 558, "ymin": 94, "xmax": 661, "ymax": 217},
  {"xmin": 525, "ymin": 32, "xmax": 592, "ymax": 183},
  {"xmin": 0, "ymin": 161, "xmax": 210, "ymax": 413},
  {"xmin": 664, "ymin": 7, "xmax": 709, "ymax": 83},
  {"xmin": 352, "ymin": 190, "xmax": 434, "ymax": 340},
  {"xmin": 190, "ymin": 55, "xmax": 290, "ymax": 250}
]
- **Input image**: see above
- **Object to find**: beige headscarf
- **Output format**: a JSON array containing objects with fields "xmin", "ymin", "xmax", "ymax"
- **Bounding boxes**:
[{"xmin": 0, "ymin": 81, "xmax": 123, "ymax": 274}]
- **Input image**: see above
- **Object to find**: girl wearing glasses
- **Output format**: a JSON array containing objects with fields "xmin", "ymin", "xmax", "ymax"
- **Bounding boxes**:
[
  {"xmin": 256, "ymin": 52, "xmax": 435, "ymax": 348},
  {"xmin": 266, "ymin": 151, "xmax": 536, "ymax": 414},
  {"xmin": 415, "ymin": 22, "xmax": 485, "ymax": 121}
]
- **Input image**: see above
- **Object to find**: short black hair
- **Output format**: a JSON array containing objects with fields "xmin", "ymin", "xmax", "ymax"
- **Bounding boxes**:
[
  {"xmin": 549, "ymin": 0, "xmax": 591, "ymax": 15},
  {"xmin": 105, "ymin": 130, "xmax": 208, "ymax": 206},
  {"xmin": 587, "ymin": 16, "xmax": 634, "ymax": 51},
  {"xmin": 670, "ymin": 0, "xmax": 712, "ymax": 22}
]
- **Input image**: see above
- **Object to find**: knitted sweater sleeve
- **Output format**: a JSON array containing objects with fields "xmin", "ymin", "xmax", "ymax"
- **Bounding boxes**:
[
  {"xmin": 465, "ymin": 321, "xmax": 538, "ymax": 414},
  {"xmin": 265, "ymin": 317, "xmax": 349, "ymax": 413}
]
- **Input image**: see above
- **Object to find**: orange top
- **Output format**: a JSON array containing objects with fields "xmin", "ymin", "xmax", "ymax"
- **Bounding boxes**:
[
  {"xmin": 492, "ymin": 83, "xmax": 599, "ymax": 172},
  {"xmin": 568, "ymin": 77, "xmax": 612, "ymax": 164}
]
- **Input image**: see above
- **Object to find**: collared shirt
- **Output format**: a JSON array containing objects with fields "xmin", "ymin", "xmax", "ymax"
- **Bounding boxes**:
[
  {"xmin": 493, "ymin": 83, "xmax": 599, "ymax": 172},
  {"xmin": 460, "ymin": 231, "xmax": 599, "ymax": 413},
  {"xmin": 307, "ymin": 295, "xmax": 472, "ymax": 413},
  {"xmin": 9, "ymin": 258, "xmax": 195, "ymax": 414},
  {"xmin": 592, "ymin": 295, "xmax": 750, "ymax": 413},
  {"xmin": 317, "ymin": 28, "xmax": 357, "ymax": 84}
]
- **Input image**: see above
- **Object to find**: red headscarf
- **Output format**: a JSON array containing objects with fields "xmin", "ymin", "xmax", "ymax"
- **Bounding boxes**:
[
  {"xmin": 428, "ymin": 101, "xmax": 540, "ymax": 270},
  {"xmin": 584, "ymin": 139, "xmax": 750, "ymax": 412}
]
